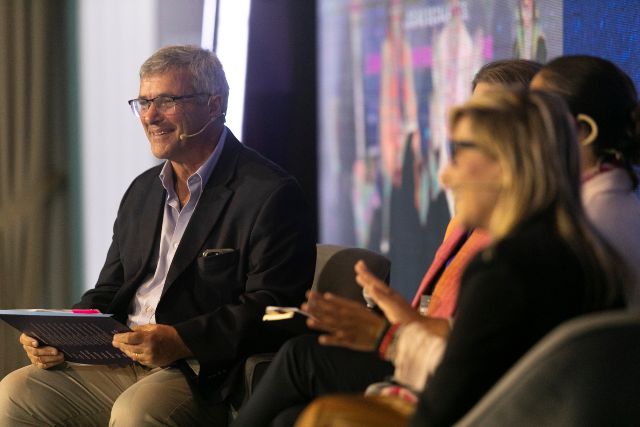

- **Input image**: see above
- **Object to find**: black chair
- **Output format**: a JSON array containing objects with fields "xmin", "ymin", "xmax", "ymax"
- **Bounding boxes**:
[
  {"xmin": 228, "ymin": 244, "xmax": 391, "ymax": 418},
  {"xmin": 455, "ymin": 310, "xmax": 640, "ymax": 426},
  {"xmin": 310, "ymin": 244, "xmax": 391, "ymax": 301}
]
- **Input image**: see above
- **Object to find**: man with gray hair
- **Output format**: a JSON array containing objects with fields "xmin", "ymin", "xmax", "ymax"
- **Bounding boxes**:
[{"xmin": 0, "ymin": 45, "xmax": 316, "ymax": 426}]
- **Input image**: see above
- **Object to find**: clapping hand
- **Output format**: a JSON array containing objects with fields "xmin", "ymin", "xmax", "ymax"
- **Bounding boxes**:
[
  {"xmin": 303, "ymin": 289, "xmax": 388, "ymax": 352},
  {"xmin": 354, "ymin": 260, "xmax": 421, "ymax": 325}
]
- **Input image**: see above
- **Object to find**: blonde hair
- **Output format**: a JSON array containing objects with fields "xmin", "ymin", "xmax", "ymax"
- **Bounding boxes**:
[{"xmin": 450, "ymin": 88, "xmax": 624, "ymax": 307}]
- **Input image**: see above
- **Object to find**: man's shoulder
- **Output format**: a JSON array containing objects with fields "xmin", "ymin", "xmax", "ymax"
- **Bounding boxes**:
[
  {"xmin": 234, "ymin": 141, "xmax": 288, "ymax": 178},
  {"xmin": 224, "ymin": 137, "xmax": 295, "ymax": 190},
  {"xmin": 121, "ymin": 163, "xmax": 164, "ymax": 197}
]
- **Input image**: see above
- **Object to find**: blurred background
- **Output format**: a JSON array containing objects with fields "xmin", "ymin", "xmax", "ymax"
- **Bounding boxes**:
[{"xmin": 1, "ymin": 0, "xmax": 638, "ymax": 378}]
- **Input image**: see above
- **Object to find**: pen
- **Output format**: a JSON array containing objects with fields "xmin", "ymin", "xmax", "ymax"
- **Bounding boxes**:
[{"xmin": 201, "ymin": 248, "xmax": 234, "ymax": 257}]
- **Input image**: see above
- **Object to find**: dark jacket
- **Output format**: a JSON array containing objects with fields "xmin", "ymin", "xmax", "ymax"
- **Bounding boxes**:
[
  {"xmin": 411, "ymin": 214, "xmax": 624, "ymax": 426},
  {"xmin": 75, "ymin": 130, "xmax": 316, "ymax": 399}
]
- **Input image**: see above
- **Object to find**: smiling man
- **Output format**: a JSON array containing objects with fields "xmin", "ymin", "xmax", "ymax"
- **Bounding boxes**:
[{"xmin": 0, "ymin": 45, "xmax": 316, "ymax": 426}]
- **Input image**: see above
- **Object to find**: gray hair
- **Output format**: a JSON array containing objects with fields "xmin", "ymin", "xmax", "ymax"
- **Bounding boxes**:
[{"xmin": 140, "ymin": 45, "xmax": 230, "ymax": 113}]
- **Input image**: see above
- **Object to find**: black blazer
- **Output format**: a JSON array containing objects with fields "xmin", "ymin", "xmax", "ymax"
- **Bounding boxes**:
[
  {"xmin": 411, "ymin": 215, "xmax": 624, "ymax": 427},
  {"xmin": 75, "ymin": 130, "xmax": 316, "ymax": 395}
]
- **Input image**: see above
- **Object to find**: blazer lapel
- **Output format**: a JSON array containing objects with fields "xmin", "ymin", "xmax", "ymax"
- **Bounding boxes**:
[
  {"xmin": 162, "ymin": 133, "xmax": 242, "ymax": 295},
  {"xmin": 110, "ymin": 173, "xmax": 165, "ymax": 309},
  {"xmin": 134, "ymin": 177, "xmax": 166, "ymax": 275}
]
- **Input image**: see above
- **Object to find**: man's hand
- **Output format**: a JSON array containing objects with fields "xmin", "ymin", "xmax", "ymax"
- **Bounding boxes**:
[
  {"xmin": 355, "ymin": 260, "xmax": 421, "ymax": 325},
  {"xmin": 302, "ymin": 290, "xmax": 388, "ymax": 352},
  {"xmin": 20, "ymin": 333, "xmax": 65, "ymax": 369},
  {"xmin": 112, "ymin": 324, "xmax": 192, "ymax": 368}
]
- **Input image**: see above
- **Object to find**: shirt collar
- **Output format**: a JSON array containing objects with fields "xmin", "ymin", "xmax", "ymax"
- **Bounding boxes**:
[{"xmin": 158, "ymin": 127, "xmax": 228, "ymax": 194}]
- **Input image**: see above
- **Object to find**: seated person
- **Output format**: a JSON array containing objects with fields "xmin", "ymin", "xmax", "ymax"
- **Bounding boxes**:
[
  {"xmin": 0, "ymin": 45, "xmax": 316, "ymax": 426},
  {"xmin": 296, "ymin": 88, "xmax": 627, "ymax": 427},
  {"xmin": 231, "ymin": 60, "xmax": 542, "ymax": 427},
  {"xmin": 531, "ymin": 55, "xmax": 640, "ymax": 306}
]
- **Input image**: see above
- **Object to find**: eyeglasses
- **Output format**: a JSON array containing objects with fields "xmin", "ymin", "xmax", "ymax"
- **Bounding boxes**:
[
  {"xmin": 127, "ymin": 93, "xmax": 210, "ymax": 117},
  {"xmin": 448, "ymin": 140, "xmax": 492, "ymax": 162}
]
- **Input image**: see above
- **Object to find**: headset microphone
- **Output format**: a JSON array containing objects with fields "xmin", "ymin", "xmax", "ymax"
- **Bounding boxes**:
[{"xmin": 179, "ymin": 113, "xmax": 224, "ymax": 141}]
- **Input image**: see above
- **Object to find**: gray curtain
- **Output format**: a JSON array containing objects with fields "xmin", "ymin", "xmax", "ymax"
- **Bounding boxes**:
[{"xmin": 0, "ymin": 0, "xmax": 74, "ymax": 379}]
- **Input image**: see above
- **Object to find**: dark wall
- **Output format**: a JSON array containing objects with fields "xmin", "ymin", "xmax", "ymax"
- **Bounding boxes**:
[{"xmin": 243, "ymin": 0, "xmax": 318, "ymax": 237}]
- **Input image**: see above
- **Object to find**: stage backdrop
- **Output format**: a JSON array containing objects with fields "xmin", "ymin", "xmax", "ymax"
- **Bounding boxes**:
[{"xmin": 318, "ymin": 0, "xmax": 640, "ymax": 299}]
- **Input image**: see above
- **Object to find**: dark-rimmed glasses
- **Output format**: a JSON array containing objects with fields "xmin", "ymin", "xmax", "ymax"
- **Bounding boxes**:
[
  {"xmin": 127, "ymin": 93, "xmax": 210, "ymax": 117},
  {"xmin": 448, "ymin": 140, "xmax": 492, "ymax": 162}
]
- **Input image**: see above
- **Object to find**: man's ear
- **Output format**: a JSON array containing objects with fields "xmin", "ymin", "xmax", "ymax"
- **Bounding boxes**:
[
  {"xmin": 576, "ymin": 114, "xmax": 599, "ymax": 147},
  {"xmin": 208, "ymin": 95, "xmax": 223, "ymax": 118}
]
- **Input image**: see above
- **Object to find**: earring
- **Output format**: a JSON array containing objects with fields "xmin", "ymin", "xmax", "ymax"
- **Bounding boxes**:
[{"xmin": 576, "ymin": 114, "xmax": 599, "ymax": 146}]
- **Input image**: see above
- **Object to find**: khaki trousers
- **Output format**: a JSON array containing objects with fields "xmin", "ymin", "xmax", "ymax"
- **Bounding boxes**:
[{"xmin": 0, "ymin": 363, "xmax": 227, "ymax": 426}]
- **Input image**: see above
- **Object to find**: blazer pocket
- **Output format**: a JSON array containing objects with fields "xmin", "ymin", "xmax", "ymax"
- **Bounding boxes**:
[
  {"xmin": 197, "ymin": 248, "xmax": 238, "ymax": 274},
  {"xmin": 195, "ymin": 249, "xmax": 240, "ymax": 307}
]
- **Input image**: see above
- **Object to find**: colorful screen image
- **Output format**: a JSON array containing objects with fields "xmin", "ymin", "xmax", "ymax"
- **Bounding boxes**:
[{"xmin": 318, "ymin": 0, "xmax": 563, "ymax": 297}]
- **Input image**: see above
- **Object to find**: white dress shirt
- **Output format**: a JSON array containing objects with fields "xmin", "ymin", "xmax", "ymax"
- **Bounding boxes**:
[{"xmin": 128, "ymin": 128, "xmax": 228, "ymax": 327}]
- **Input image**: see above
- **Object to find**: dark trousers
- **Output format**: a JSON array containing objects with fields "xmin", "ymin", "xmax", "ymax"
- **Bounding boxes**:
[{"xmin": 231, "ymin": 334, "xmax": 394, "ymax": 427}]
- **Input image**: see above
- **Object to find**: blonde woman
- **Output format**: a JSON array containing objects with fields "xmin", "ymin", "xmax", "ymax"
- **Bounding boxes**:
[
  {"xmin": 231, "ymin": 60, "xmax": 541, "ymax": 427},
  {"xmin": 296, "ymin": 88, "xmax": 626, "ymax": 427}
]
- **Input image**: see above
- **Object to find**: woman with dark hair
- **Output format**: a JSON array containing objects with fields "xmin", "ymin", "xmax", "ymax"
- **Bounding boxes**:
[
  {"xmin": 531, "ymin": 55, "xmax": 640, "ymax": 305},
  {"xmin": 296, "ymin": 88, "xmax": 626, "ymax": 427}
]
